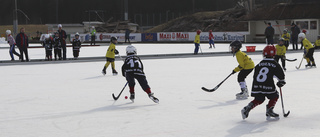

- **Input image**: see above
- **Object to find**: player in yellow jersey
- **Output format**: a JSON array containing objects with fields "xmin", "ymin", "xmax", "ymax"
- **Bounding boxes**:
[
  {"xmin": 281, "ymin": 29, "xmax": 290, "ymax": 50},
  {"xmin": 298, "ymin": 33, "xmax": 316, "ymax": 67},
  {"xmin": 102, "ymin": 36, "xmax": 119, "ymax": 75},
  {"xmin": 314, "ymin": 35, "xmax": 320, "ymax": 49},
  {"xmin": 230, "ymin": 41, "xmax": 255, "ymax": 99},
  {"xmin": 194, "ymin": 30, "xmax": 201, "ymax": 54},
  {"xmin": 275, "ymin": 38, "xmax": 287, "ymax": 71}
]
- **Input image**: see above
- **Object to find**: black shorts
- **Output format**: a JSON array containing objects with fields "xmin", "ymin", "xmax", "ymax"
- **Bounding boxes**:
[{"xmin": 106, "ymin": 57, "xmax": 115, "ymax": 62}]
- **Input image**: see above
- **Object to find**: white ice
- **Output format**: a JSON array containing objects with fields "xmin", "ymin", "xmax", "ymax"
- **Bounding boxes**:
[{"xmin": 0, "ymin": 42, "xmax": 320, "ymax": 137}]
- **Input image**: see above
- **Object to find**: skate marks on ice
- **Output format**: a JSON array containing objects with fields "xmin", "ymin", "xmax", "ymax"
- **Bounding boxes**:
[
  {"xmin": 226, "ymin": 120, "xmax": 279, "ymax": 137},
  {"xmin": 197, "ymin": 99, "xmax": 239, "ymax": 109}
]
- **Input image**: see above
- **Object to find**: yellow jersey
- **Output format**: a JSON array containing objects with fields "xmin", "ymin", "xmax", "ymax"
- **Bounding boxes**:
[
  {"xmin": 194, "ymin": 34, "xmax": 200, "ymax": 44},
  {"xmin": 233, "ymin": 51, "xmax": 255, "ymax": 72},
  {"xmin": 315, "ymin": 39, "xmax": 320, "ymax": 47},
  {"xmin": 275, "ymin": 44, "xmax": 286, "ymax": 56},
  {"xmin": 301, "ymin": 38, "xmax": 314, "ymax": 51},
  {"xmin": 281, "ymin": 33, "xmax": 290, "ymax": 41},
  {"xmin": 106, "ymin": 43, "xmax": 116, "ymax": 58}
]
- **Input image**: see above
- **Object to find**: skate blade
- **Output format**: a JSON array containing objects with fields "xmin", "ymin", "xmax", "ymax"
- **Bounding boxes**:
[
  {"xmin": 236, "ymin": 96, "xmax": 248, "ymax": 100},
  {"xmin": 266, "ymin": 116, "xmax": 280, "ymax": 121}
]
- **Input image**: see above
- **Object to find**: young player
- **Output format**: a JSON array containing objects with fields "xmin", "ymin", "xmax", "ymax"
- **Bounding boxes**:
[
  {"xmin": 298, "ymin": 33, "xmax": 316, "ymax": 67},
  {"xmin": 208, "ymin": 30, "xmax": 215, "ymax": 49},
  {"xmin": 241, "ymin": 45, "xmax": 286, "ymax": 120},
  {"xmin": 43, "ymin": 34, "xmax": 53, "ymax": 61},
  {"xmin": 194, "ymin": 30, "xmax": 201, "ymax": 54},
  {"xmin": 230, "ymin": 40, "xmax": 255, "ymax": 99},
  {"xmin": 102, "ymin": 36, "xmax": 119, "ymax": 75},
  {"xmin": 274, "ymin": 38, "xmax": 287, "ymax": 71},
  {"xmin": 314, "ymin": 35, "xmax": 320, "ymax": 49},
  {"xmin": 53, "ymin": 32, "xmax": 62, "ymax": 60},
  {"xmin": 121, "ymin": 45, "xmax": 159, "ymax": 103},
  {"xmin": 6, "ymin": 30, "xmax": 20, "ymax": 61},
  {"xmin": 72, "ymin": 32, "xmax": 81, "ymax": 59},
  {"xmin": 281, "ymin": 29, "xmax": 290, "ymax": 50}
]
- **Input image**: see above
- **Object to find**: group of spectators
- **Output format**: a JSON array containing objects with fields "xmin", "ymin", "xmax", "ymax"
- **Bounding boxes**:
[
  {"xmin": 6, "ymin": 24, "xmax": 68, "ymax": 62},
  {"xmin": 264, "ymin": 22, "xmax": 319, "ymax": 50}
]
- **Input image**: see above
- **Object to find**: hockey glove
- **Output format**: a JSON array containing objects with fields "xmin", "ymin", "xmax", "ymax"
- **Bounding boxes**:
[
  {"xmin": 276, "ymin": 81, "xmax": 286, "ymax": 88},
  {"xmin": 114, "ymin": 49, "xmax": 119, "ymax": 54}
]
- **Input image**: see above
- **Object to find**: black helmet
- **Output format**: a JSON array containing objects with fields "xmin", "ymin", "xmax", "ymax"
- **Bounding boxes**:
[
  {"xmin": 111, "ymin": 36, "xmax": 117, "ymax": 43},
  {"xmin": 230, "ymin": 40, "xmax": 242, "ymax": 50}
]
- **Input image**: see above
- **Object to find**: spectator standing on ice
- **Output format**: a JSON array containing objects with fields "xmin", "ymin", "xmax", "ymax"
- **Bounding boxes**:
[
  {"xmin": 91, "ymin": 26, "xmax": 96, "ymax": 45},
  {"xmin": 72, "ymin": 32, "xmax": 81, "ymax": 59},
  {"xmin": 208, "ymin": 30, "xmax": 215, "ymax": 49},
  {"xmin": 6, "ymin": 30, "xmax": 20, "ymax": 61},
  {"xmin": 291, "ymin": 23, "xmax": 300, "ymax": 50},
  {"xmin": 57, "ymin": 24, "xmax": 67, "ymax": 60},
  {"xmin": 264, "ymin": 22, "xmax": 274, "ymax": 45},
  {"xmin": 15, "ymin": 28, "xmax": 29, "ymax": 62},
  {"xmin": 43, "ymin": 34, "xmax": 53, "ymax": 61},
  {"xmin": 194, "ymin": 30, "xmax": 201, "ymax": 54},
  {"xmin": 125, "ymin": 29, "xmax": 130, "ymax": 43},
  {"xmin": 53, "ymin": 32, "xmax": 62, "ymax": 60}
]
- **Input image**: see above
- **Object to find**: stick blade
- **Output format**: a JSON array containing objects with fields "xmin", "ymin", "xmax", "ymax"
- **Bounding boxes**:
[
  {"xmin": 112, "ymin": 93, "xmax": 119, "ymax": 100},
  {"xmin": 284, "ymin": 111, "xmax": 290, "ymax": 117},
  {"xmin": 201, "ymin": 87, "xmax": 215, "ymax": 92}
]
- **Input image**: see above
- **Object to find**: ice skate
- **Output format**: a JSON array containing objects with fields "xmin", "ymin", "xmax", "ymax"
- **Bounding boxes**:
[
  {"xmin": 236, "ymin": 88, "xmax": 249, "ymax": 100},
  {"xmin": 130, "ymin": 93, "xmax": 135, "ymax": 102},
  {"xmin": 112, "ymin": 69, "xmax": 118, "ymax": 76},
  {"xmin": 311, "ymin": 63, "xmax": 316, "ymax": 68},
  {"xmin": 102, "ymin": 68, "xmax": 106, "ymax": 75},
  {"xmin": 266, "ymin": 106, "xmax": 279, "ymax": 121},
  {"xmin": 148, "ymin": 93, "xmax": 159, "ymax": 103},
  {"xmin": 305, "ymin": 63, "xmax": 311, "ymax": 68},
  {"xmin": 209, "ymin": 46, "xmax": 212, "ymax": 49},
  {"xmin": 241, "ymin": 102, "xmax": 253, "ymax": 119}
]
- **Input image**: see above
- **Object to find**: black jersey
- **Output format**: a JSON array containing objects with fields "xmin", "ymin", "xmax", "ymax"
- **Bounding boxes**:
[
  {"xmin": 53, "ymin": 37, "xmax": 62, "ymax": 49},
  {"xmin": 251, "ymin": 58, "xmax": 285, "ymax": 95},
  {"xmin": 122, "ymin": 55, "xmax": 145, "ymax": 76},
  {"xmin": 72, "ymin": 39, "xmax": 81, "ymax": 50},
  {"xmin": 43, "ymin": 39, "xmax": 53, "ymax": 50}
]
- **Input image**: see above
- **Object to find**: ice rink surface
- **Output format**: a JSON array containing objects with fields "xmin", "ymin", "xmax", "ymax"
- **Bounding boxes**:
[{"xmin": 0, "ymin": 42, "xmax": 320, "ymax": 137}]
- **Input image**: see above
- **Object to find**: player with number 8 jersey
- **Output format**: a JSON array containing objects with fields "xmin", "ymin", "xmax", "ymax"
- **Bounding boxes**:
[
  {"xmin": 241, "ymin": 45, "xmax": 286, "ymax": 120},
  {"xmin": 121, "ymin": 45, "xmax": 159, "ymax": 103}
]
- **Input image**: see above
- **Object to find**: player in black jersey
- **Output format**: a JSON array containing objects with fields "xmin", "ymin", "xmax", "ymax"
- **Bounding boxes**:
[
  {"xmin": 121, "ymin": 45, "xmax": 159, "ymax": 103},
  {"xmin": 241, "ymin": 45, "xmax": 286, "ymax": 120},
  {"xmin": 72, "ymin": 32, "xmax": 81, "ymax": 59}
]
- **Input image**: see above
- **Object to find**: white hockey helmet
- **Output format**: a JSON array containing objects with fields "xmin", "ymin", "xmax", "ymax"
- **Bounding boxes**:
[
  {"xmin": 75, "ymin": 32, "xmax": 79, "ymax": 36},
  {"xmin": 6, "ymin": 30, "xmax": 11, "ymax": 35},
  {"xmin": 58, "ymin": 24, "xmax": 62, "ymax": 28},
  {"xmin": 126, "ymin": 45, "xmax": 137, "ymax": 55},
  {"xmin": 298, "ymin": 33, "xmax": 306, "ymax": 39}
]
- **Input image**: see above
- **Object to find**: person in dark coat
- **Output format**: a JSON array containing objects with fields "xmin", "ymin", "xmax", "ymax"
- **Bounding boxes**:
[
  {"xmin": 264, "ymin": 22, "xmax": 275, "ymax": 45},
  {"xmin": 57, "ymin": 24, "xmax": 67, "ymax": 60},
  {"xmin": 290, "ymin": 23, "xmax": 301, "ymax": 50},
  {"xmin": 15, "ymin": 28, "xmax": 29, "ymax": 62},
  {"xmin": 125, "ymin": 29, "xmax": 130, "ymax": 43}
]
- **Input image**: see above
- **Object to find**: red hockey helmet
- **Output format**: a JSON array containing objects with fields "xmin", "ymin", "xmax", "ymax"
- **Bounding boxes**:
[
  {"xmin": 196, "ymin": 30, "xmax": 201, "ymax": 34},
  {"xmin": 263, "ymin": 45, "xmax": 276, "ymax": 58},
  {"xmin": 209, "ymin": 30, "xmax": 212, "ymax": 33}
]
